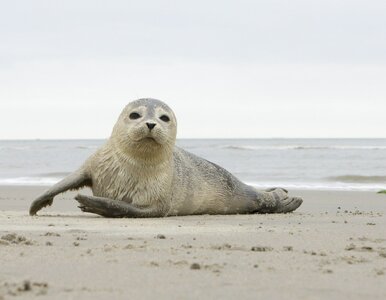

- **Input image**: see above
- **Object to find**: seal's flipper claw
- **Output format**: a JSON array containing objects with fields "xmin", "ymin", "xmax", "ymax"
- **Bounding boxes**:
[
  {"xmin": 265, "ymin": 187, "xmax": 288, "ymax": 193},
  {"xmin": 258, "ymin": 188, "xmax": 303, "ymax": 214},
  {"xmin": 275, "ymin": 197, "xmax": 303, "ymax": 213},
  {"xmin": 29, "ymin": 170, "xmax": 91, "ymax": 216},
  {"xmin": 78, "ymin": 204, "xmax": 105, "ymax": 215},
  {"xmin": 75, "ymin": 194, "xmax": 129, "ymax": 218},
  {"xmin": 29, "ymin": 196, "xmax": 54, "ymax": 216}
]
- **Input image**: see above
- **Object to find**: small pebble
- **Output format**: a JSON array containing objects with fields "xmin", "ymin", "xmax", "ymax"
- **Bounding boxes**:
[
  {"xmin": 190, "ymin": 263, "xmax": 201, "ymax": 270},
  {"xmin": 251, "ymin": 246, "xmax": 273, "ymax": 252}
]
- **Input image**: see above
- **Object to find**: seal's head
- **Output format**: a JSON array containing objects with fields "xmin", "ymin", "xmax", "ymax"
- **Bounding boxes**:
[{"xmin": 112, "ymin": 98, "xmax": 177, "ymax": 160}]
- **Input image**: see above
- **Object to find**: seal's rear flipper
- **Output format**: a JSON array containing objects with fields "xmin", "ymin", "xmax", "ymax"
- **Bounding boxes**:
[
  {"xmin": 272, "ymin": 196, "xmax": 303, "ymax": 213},
  {"xmin": 256, "ymin": 188, "xmax": 303, "ymax": 214}
]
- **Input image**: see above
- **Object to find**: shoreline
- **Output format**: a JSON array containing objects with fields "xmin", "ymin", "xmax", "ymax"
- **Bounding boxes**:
[
  {"xmin": 0, "ymin": 186, "xmax": 385, "ymax": 299},
  {"xmin": 1, "ymin": 185, "xmax": 385, "ymax": 214},
  {"xmin": 1, "ymin": 181, "xmax": 385, "ymax": 192}
]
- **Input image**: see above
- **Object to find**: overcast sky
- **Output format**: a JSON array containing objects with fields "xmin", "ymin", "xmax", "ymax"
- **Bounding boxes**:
[{"xmin": 1, "ymin": 0, "xmax": 386, "ymax": 139}]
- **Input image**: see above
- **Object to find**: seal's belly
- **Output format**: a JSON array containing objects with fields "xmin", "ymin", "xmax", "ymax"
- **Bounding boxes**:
[{"xmin": 91, "ymin": 167, "xmax": 172, "ymax": 211}]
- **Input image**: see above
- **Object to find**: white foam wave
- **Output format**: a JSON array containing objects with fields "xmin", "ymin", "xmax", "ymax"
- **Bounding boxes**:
[
  {"xmin": 245, "ymin": 181, "xmax": 385, "ymax": 191},
  {"xmin": 74, "ymin": 146, "xmax": 99, "ymax": 150},
  {"xmin": 0, "ymin": 176, "xmax": 383, "ymax": 191},
  {"xmin": 0, "ymin": 177, "xmax": 61, "ymax": 186},
  {"xmin": 223, "ymin": 145, "xmax": 386, "ymax": 151},
  {"xmin": 0, "ymin": 146, "xmax": 32, "ymax": 151}
]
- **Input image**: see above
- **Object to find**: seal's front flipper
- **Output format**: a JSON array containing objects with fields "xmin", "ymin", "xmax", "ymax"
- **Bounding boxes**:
[
  {"xmin": 75, "ymin": 194, "xmax": 161, "ymax": 218},
  {"xmin": 257, "ymin": 188, "xmax": 303, "ymax": 214},
  {"xmin": 29, "ymin": 170, "xmax": 91, "ymax": 216},
  {"xmin": 29, "ymin": 195, "xmax": 54, "ymax": 216}
]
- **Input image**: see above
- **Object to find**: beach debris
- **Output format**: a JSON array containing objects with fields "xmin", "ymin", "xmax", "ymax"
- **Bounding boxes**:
[
  {"xmin": 190, "ymin": 263, "xmax": 201, "ymax": 270},
  {"xmin": 303, "ymin": 250, "xmax": 328, "ymax": 256},
  {"xmin": 73, "ymin": 242, "xmax": 80, "ymax": 247},
  {"xmin": 341, "ymin": 255, "xmax": 368, "ymax": 264},
  {"xmin": 203, "ymin": 263, "xmax": 222, "ymax": 273},
  {"xmin": 1, "ymin": 280, "xmax": 48, "ymax": 297},
  {"xmin": 21, "ymin": 280, "xmax": 31, "ymax": 291},
  {"xmin": 345, "ymin": 244, "xmax": 374, "ymax": 252},
  {"xmin": 45, "ymin": 241, "xmax": 53, "ymax": 246},
  {"xmin": 283, "ymin": 246, "xmax": 293, "ymax": 251},
  {"xmin": 345, "ymin": 244, "xmax": 356, "ymax": 251},
  {"xmin": 156, "ymin": 234, "xmax": 166, "ymax": 239},
  {"xmin": 123, "ymin": 244, "xmax": 134, "ymax": 250},
  {"xmin": 1, "ymin": 233, "xmax": 34, "ymax": 245},
  {"xmin": 43, "ymin": 232, "xmax": 61, "ymax": 237},
  {"xmin": 360, "ymin": 246, "xmax": 374, "ymax": 252},
  {"xmin": 150, "ymin": 261, "xmax": 159, "ymax": 267},
  {"xmin": 251, "ymin": 246, "xmax": 273, "ymax": 252},
  {"xmin": 167, "ymin": 260, "xmax": 189, "ymax": 266},
  {"xmin": 211, "ymin": 243, "xmax": 232, "ymax": 250}
]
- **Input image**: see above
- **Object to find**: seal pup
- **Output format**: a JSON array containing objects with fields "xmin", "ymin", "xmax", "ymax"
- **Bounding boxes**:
[{"xmin": 29, "ymin": 98, "xmax": 303, "ymax": 217}]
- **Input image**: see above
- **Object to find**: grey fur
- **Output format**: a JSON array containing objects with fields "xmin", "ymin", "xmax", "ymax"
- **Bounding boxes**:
[{"xmin": 29, "ymin": 98, "xmax": 303, "ymax": 217}]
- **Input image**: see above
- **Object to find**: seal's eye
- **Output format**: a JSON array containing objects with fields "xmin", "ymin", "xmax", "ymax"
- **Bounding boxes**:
[
  {"xmin": 129, "ymin": 112, "xmax": 141, "ymax": 120},
  {"xmin": 160, "ymin": 115, "xmax": 170, "ymax": 122}
]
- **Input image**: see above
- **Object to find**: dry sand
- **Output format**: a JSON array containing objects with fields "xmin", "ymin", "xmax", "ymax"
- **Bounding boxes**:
[{"xmin": 0, "ymin": 186, "xmax": 386, "ymax": 300}]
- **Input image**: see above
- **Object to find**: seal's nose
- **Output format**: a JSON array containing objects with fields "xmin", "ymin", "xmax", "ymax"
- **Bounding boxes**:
[{"xmin": 146, "ymin": 122, "xmax": 156, "ymax": 130}]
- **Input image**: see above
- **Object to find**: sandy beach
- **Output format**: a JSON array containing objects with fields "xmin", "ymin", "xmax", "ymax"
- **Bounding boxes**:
[{"xmin": 0, "ymin": 186, "xmax": 385, "ymax": 300}]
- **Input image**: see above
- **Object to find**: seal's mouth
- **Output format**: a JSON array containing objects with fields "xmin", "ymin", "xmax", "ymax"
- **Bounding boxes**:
[
  {"xmin": 131, "ymin": 130, "xmax": 163, "ymax": 145},
  {"xmin": 140, "ymin": 136, "xmax": 161, "ymax": 145}
]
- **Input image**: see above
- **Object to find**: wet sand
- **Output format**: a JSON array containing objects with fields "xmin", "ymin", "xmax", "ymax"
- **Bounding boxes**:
[{"xmin": 1, "ymin": 186, "xmax": 386, "ymax": 299}]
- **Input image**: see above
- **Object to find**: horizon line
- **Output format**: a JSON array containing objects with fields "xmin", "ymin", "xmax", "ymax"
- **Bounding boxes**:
[{"xmin": 1, "ymin": 137, "xmax": 386, "ymax": 141}]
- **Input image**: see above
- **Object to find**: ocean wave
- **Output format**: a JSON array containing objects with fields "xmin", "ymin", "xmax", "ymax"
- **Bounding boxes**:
[
  {"xmin": 0, "ymin": 177, "xmax": 62, "ymax": 186},
  {"xmin": 36, "ymin": 172, "xmax": 71, "ymax": 177},
  {"xmin": 75, "ymin": 146, "xmax": 99, "ymax": 150},
  {"xmin": 0, "ymin": 172, "xmax": 71, "ymax": 185},
  {"xmin": 246, "ymin": 181, "xmax": 386, "ymax": 191},
  {"xmin": 327, "ymin": 175, "xmax": 386, "ymax": 183},
  {"xmin": 0, "ymin": 146, "xmax": 32, "ymax": 151},
  {"xmin": 222, "ymin": 145, "xmax": 386, "ymax": 151},
  {"xmin": 0, "ymin": 175, "xmax": 383, "ymax": 191}
]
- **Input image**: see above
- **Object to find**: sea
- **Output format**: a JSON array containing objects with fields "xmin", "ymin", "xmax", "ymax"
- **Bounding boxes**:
[{"xmin": 0, "ymin": 139, "xmax": 385, "ymax": 191}]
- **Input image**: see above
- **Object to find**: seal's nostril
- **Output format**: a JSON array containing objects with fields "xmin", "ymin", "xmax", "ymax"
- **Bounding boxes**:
[{"xmin": 146, "ymin": 122, "xmax": 156, "ymax": 130}]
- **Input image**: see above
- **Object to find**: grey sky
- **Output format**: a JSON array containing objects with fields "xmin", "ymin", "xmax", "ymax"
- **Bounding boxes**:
[{"xmin": 1, "ymin": 0, "xmax": 386, "ymax": 139}]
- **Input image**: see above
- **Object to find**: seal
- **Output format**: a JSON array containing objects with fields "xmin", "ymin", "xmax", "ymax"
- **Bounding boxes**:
[{"xmin": 29, "ymin": 98, "xmax": 303, "ymax": 217}]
